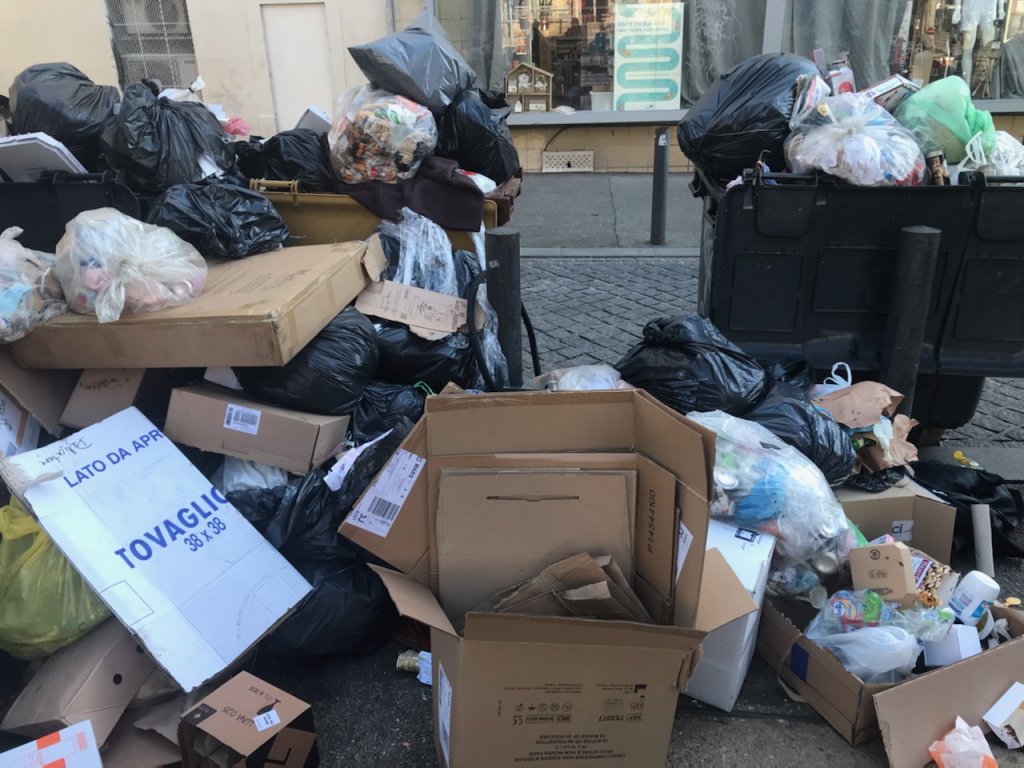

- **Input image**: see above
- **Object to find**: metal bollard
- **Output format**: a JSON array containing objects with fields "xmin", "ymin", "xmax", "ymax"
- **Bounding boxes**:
[
  {"xmin": 650, "ymin": 127, "xmax": 670, "ymax": 245},
  {"xmin": 485, "ymin": 226, "xmax": 523, "ymax": 388},
  {"xmin": 880, "ymin": 225, "xmax": 941, "ymax": 416}
]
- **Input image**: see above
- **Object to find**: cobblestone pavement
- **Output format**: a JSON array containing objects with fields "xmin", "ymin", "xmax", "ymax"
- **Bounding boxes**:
[{"xmin": 521, "ymin": 255, "xmax": 1024, "ymax": 444}]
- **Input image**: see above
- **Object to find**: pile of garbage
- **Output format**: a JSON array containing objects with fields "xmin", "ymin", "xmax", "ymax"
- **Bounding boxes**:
[{"xmin": 678, "ymin": 53, "xmax": 1024, "ymax": 187}]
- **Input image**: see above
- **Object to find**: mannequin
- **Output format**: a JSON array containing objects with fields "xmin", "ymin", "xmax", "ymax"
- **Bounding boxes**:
[{"xmin": 953, "ymin": 0, "xmax": 1006, "ymax": 83}]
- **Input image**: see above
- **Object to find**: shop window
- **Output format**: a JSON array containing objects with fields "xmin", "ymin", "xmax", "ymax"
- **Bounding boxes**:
[{"xmin": 104, "ymin": 0, "xmax": 199, "ymax": 90}]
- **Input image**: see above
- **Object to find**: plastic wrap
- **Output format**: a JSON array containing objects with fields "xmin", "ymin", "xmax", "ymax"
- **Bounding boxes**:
[
  {"xmin": 677, "ymin": 53, "xmax": 821, "ymax": 182},
  {"xmin": 615, "ymin": 315, "xmax": 768, "ymax": 415},
  {"xmin": 686, "ymin": 410, "xmax": 851, "ymax": 565},
  {"xmin": 328, "ymin": 86, "xmax": 437, "ymax": 184},
  {"xmin": 895, "ymin": 76, "xmax": 996, "ymax": 164},
  {"xmin": 219, "ymin": 457, "xmax": 289, "ymax": 495},
  {"xmin": 785, "ymin": 94, "xmax": 926, "ymax": 186},
  {"xmin": 54, "ymin": 208, "xmax": 207, "ymax": 324},
  {"xmin": 744, "ymin": 382, "xmax": 856, "ymax": 485},
  {"xmin": 0, "ymin": 499, "xmax": 112, "ymax": 660},
  {"xmin": 9, "ymin": 63, "xmax": 119, "ymax": 168},
  {"xmin": 0, "ymin": 227, "xmax": 66, "ymax": 343},
  {"xmin": 350, "ymin": 381, "xmax": 426, "ymax": 445},
  {"xmin": 348, "ymin": 10, "xmax": 476, "ymax": 113},
  {"xmin": 146, "ymin": 182, "xmax": 288, "ymax": 259},
  {"xmin": 809, "ymin": 625, "xmax": 920, "ymax": 683},
  {"xmin": 378, "ymin": 208, "xmax": 459, "ymax": 295},
  {"xmin": 972, "ymin": 130, "xmax": 1024, "ymax": 178},
  {"xmin": 929, "ymin": 718, "xmax": 998, "ymax": 768},
  {"xmin": 533, "ymin": 364, "xmax": 630, "ymax": 391},
  {"xmin": 805, "ymin": 589, "xmax": 954, "ymax": 642},
  {"xmin": 262, "ymin": 128, "xmax": 338, "ymax": 192},
  {"xmin": 468, "ymin": 225, "xmax": 510, "ymax": 389},
  {"xmin": 234, "ymin": 307, "xmax": 379, "ymax": 416},
  {"xmin": 437, "ymin": 89, "xmax": 520, "ymax": 183}
]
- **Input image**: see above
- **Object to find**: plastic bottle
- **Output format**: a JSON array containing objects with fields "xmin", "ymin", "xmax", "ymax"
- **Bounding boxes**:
[{"xmin": 948, "ymin": 571, "xmax": 1000, "ymax": 627}]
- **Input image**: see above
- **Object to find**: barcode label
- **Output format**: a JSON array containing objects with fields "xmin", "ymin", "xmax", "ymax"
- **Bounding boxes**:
[
  {"xmin": 344, "ymin": 449, "xmax": 425, "ymax": 538},
  {"xmin": 223, "ymin": 404, "xmax": 261, "ymax": 435},
  {"xmin": 253, "ymin": 709, "xmax": 280, "ymax": 732},
  {"xmin": 438, "ymin": 664, "xmax": 452, "ymax": 767}
]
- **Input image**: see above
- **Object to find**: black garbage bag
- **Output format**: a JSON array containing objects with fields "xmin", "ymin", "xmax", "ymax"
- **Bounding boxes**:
[
  {"xmin": 233, "ymin": 137, "xmax": 267, "ymax": 179},
  {"xmin": 146, "ymin": 182, "xmax": 289, "ymax": 259},
  {"xmin": 911, "ymin": 463, "xmax": 1024, "ymax": 558},
  {"xmin": 767, "ymin": 359, "xmax": 815, "ymax": 389},
  {"xmin": 100, "ymin": 82, "xmax": 234, "ymax": 192},
  {"xmin": 262, "ymin": 559, "xmax": 395, "ymax": 656},
  {"xmin": 336, "ymin": 417, "xmax": 416, "ymax": 511},
  {"xmin": 351, "ymin": 382, "xmax": 426, "ymax": 444},
  {"xmin": 844, "ymin": 467, "xmax": 906, "ymax": 494},
  {"xmin": 348, "ymin": 10, "xmax": 475, "ymax": 112},
  {"xmin": 262, "ymin": 129, "xmax": 337, "ymax": 192},
  {"xmin": 10, "ymin": 63, "xmax": 119, "ymax": 169},
  {"xmin": 437, "ymin": 89, "xmax": 520, "ymax": 183},
  {"xmin": 374, "ymin": 323, "xmax": 480, "ymax": 392},
  {"xmin": 615, "ymin": 315, "xmax": 768, "ymax": 415},
  {"xmin": 234, "ymin": 307, "xmax": 379, "ymax": 415},
  {"xmin": 677, "ymin": 54, "xmax": 819, "ymax": 182},
  {"xmin": 745, "ymin": 383, "xmax": 856, "ymax": 485},
  {"xmin": 227, "ymin": 485, "xmax": 289, "ymax": 533}
]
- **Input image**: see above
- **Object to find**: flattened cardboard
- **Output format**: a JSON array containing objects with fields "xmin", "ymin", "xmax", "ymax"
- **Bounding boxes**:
[
  {"xmin": 60, "ymin": 369, "xmax": 174, "ymax": 431},
  {"xmin": 435, "ymin": 470, "xmax": 633, "ymax": 619},
  {"xmin": 0, "ymin": 346, "xmax": 78, "ymax": 435},
  {"xmin": 874, "ymin": 607, "xmax": 1024, "ymax": 768},
  {"xmin": 849, "ymin": 542, "xmax": 917, "ymax": 604},
  {"xmin": 0, "ymin": 620, "xmax": 155, "ymax": 746},
  {"xmin": 11, "ymin": 242, "xmax": 370, "ymax": 369},
  {"xmin": 0, "ymin": 408, "xmax": 311, "ymax": 691},
  {"xmin": 163, "ymin": 385, "xmax": 349, "ymax": 475},
  {"xmin": 0, "ymin": 721, "xmax": 101, "ymax": 768},
  {"xmin": 178, "ymin": 671, "xmax": 317, "ymax": 768},
  {"xmin": 356, "ymin": 280, "xmax": 468, "ymax": 340},
  {"xmin": 838, "ymin": 483, "xmax": 957, "ymax": 563}
]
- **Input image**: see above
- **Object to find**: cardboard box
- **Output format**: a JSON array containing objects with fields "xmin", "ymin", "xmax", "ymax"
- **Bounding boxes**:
[
  {"xmin": 837, "ymin": 483, "xmax": 957, "ymax": 564},
  {"xmin": 179, "ymin": 672, "xmax": 318, "ymax": 768},
  {"xmin": 983, "ymin": 681, "xmax": 1024, "ymax": 749},
  {"xmin": 61, "ymin": 369, "xmax": 174, "ymax": 431},
  {"xmin": 0, "ymin": 346, "xmax": 78, "ymax": 436},
  {"xmin": 1, "ymin": 619, "xmax": 155, "ymax": 746},
  {"xmin": 103, "ymin": 697, "xmax": 186, "ymax": 768},
  {"xmin": 684, "ymin": 520, "xmax": 776, "ymax": 712},
  {"xmin": 0, "ymin": 408, "xmax": 311, "ymax": 691},
  {"xmin": 849, "ymin": 542, "xmax": 917, "ymax": 605},
  {"xmin": 374, "ymin": 565, "xmax": 711, "ymax": 768},
  {"xmin": 340, "ymin": 390, "xmax": 724, "ymax": 629},
  {"xmin": 163, "ymin": 386, "xmax": 350, "ymax": 475},
  {"xmin": 0, "ymin": 387, "xmax": 40, "ymax": 459},
  {"xmin": 0, "ymin": 722, "xmax": 101, "ymax": 768},
  {"xmin": 10, "ymin": 241, "xmax": 372, "ymax": 369},
  {"xmin": 859, "ymin": 74, "xmax": 920, "ymax": 113},
  {"xmin": 922, "ymin": 624, "xmax": 983, "ymax": 667}
]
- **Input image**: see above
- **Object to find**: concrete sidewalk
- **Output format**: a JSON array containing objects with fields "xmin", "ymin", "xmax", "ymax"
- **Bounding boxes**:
[{"xmin": 510, "ymin": 172, "xmax": 702, "ymax": 250}]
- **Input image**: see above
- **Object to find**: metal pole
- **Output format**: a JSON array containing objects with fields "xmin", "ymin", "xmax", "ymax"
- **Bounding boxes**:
[
  {"xmin": 485, "ymin": 226, "xmax": 523, "ymax": 388},
  {"xmin": 881, "ymin": 225, "xmax": 941, "ymax": 416},
  {"xmin": 650, "ymin": 127, "xmax": 669, "ymax": 245}
]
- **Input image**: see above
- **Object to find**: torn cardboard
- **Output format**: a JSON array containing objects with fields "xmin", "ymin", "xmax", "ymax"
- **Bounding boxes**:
[
  {"xmin": 163, "ymin": 386, "xmax": 349, "ymax": 475},
  {"xmin": 61, "ymin": 369, "xmax": 174, "ymax": 431},
  {"xmin": 0, "ymin": 408, "xmax": 311, "ymax": 691},
  {"xmin": 10, "ymin": 241, "xmax": 372, "ymax": 369},
  {"xmin": 103, "ymin": 698, "xmax": 185, "ymax": 768},
  {"xmin": 1, "ymin": 619, "xmax": 155, "ymax": 746},
  {"xmin": 356, "ymin": 281, "xmax": 468, "ymax": 340},
  {"xmin": 178, "ymin": 672, "xmax": 318, "ymax": 768}
]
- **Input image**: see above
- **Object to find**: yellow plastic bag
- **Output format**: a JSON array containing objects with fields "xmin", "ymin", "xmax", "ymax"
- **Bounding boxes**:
[{"xmin": 0, "ymin": 499, "xmax": 111, "ymax": 659}]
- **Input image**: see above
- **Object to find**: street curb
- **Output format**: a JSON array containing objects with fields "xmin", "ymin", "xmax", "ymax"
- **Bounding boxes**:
[{"xmin": 521, "ymin": 246, "xmax": 699, "ymax": 258}]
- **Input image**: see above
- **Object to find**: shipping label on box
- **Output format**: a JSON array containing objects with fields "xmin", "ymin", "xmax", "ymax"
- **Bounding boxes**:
[{"xmin": 0, "ymin": 408, "xmax": 311, "ymax": 691}]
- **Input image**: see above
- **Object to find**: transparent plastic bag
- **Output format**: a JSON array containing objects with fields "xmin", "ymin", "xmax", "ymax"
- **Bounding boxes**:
[
  {"xmin": 328, "ymin": 86, "xmax": 437, "ymax": 184},
  {"xmin": 971, "ymin": 130, "xmax": 1024, "ymax": 178},
  {"xmin": 378, "ymin": 208, "xmax": 459, "ymax": 296},
  {"xmin": 895, "ymin": 76, "xmax": 996, "ymax": 164},
  {"xmin": 805, "ymin": 589, "xmax": 954, "ymax": 642},
  {"xmin": 929, "ymin": 717, "xmax": 998, "ymax": 768},
  {"xmin": 785, "ymin": 94, "xmax": 926, "ymax": 186},
  {"xmin": 533, "ymin": 364, "xmax": 631, "ymax": 391},
  {"xmin": 470, "ymin": 225, "xmax": 510, "ymax": 389},
  {"xmin": 54, "ymin": 208, "xmax": 208, "ymax": 324},
  {"xmin": 685, "ymin": 410, "xmax": 850, "ymax": 564},
  {"xmin": 0, "ymin": 227, "xmax": 67, "ymax": 343},
  {"xmin": 0, "ymin": 499, "xmax": 111, "ymax": 659},
  {"xmin": 811, "ymin": 625, "xmax": 921, "ymax": 683}
]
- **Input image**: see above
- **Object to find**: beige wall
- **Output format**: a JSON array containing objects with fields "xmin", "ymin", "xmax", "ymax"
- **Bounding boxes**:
[
  {"xmin": 994, "ymin": 114, "xmax": 1024, "ymax": 140},
  {"xmin": 0, "ymin": 0, "xmax": 117, "ymax": 91},
  {"xmin": 512, "ymin": 125, "xmax": 694, "ymax": 173}
]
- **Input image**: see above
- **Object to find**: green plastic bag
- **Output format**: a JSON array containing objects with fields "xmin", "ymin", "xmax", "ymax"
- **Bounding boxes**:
[
  {"xmin": 0, "ymin": 499, "xmax": 111, "ymax": 659},
  {"xmin": 894, "ymin": 76, "xmax": 996, "ymax": 164}
]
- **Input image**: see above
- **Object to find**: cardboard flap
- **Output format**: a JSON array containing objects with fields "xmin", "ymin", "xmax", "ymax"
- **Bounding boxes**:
[
  {"xmin": 0, "ymin": 346, "xmax": 78, "ymax": 436},
  {"xmin": 874, "ymin": 635, "xmax": 1024, "ymax": 768},
  {"xmin": 693, "ymin": 548, "xmax": 757, "ymax": 633},
  {"xmin": 369, "ymin": 564, "xmax": 457, "ymax": 636}
]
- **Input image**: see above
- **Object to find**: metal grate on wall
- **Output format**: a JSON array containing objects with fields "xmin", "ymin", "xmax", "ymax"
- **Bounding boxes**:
[
  {"xmin": 541, "ymin": 150, "xmax": 595, "ymax": 173},
  {"xmin": 105, "ymin": 0, "xmax": 199, "ymax": 89}
]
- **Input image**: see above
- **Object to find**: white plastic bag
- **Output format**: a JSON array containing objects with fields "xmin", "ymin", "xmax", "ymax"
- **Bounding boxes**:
[
  {"xmin": 55, "ymin": 208, "xmax": 208, "ymax": 323},
  {"xmin": 970, "ymin": 130, "xmax": 1024, "ymax": 178},
  {"xmin": 0, "ymin": 227, "xmax": 66, "ymax": 343},
  {"xmin": 785, "ymin": 93, "xmax": 926, "ymax": 186},
  {"xmin": 806, "ymin": 362, "xmax": 853, "ymax": 399},
  {"xmin": 328, "ymin": 86, "xmax": 437, "ymax": 184},
  {"xmin": 219, "ymin": 457, "xmax": 289, "ymax": 495},
  {"xmin": 811, "ymin": 625, "xmax": 921, "ymax": 683},
  {"xmin": 929, "ymin": 717, "xmax": 998, "ymax": 768},
  {"xmin": 533, "ymin": 364, "xmax": 631, "ymax": 391}
]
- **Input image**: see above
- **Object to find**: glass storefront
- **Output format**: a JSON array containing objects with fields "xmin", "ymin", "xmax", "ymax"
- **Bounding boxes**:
[{"xmin": 437, "ymin": 0, "xmax": 1024, "ymax": 117}]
